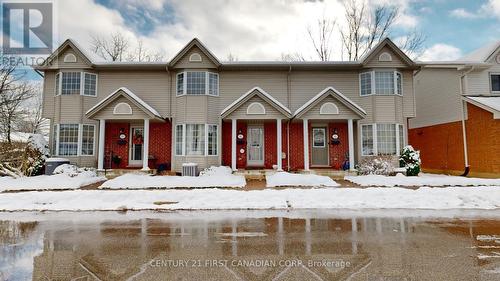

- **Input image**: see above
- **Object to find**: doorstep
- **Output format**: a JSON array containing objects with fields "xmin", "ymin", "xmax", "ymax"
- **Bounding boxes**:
[{"xmin": 98, "ymin": 168, "xmax": 155, "ymax": 179}]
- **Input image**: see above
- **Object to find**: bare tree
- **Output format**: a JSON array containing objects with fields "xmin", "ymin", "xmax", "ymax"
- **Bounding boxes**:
[
  {"xmin": 0, "ymin": 67, "xmax": 35, "ymax": 143},
  {"xmin": 126, "ymin": 39, "xmax": 164, "ymax": 62},
  {"xmin": 340, "ymin": 0, "xmax": 425, "ymax": 61},
  {"xmin": 91, "ymin": 32, "xmax": 130, "ymax": 62},
  {"xmin": 16, "ymin": 85, "xmax": 48, "ymax": 135},
  {"xmin": 226, "ymin": 53, "xmax": 238, "ymax": 62},
  {"xmin": 307, "ymin": 17, "xmax": 336, "ymax": 61},
  {"xmin": 280, "ymin": 52, "xmax": 306, "ymax": 62}
]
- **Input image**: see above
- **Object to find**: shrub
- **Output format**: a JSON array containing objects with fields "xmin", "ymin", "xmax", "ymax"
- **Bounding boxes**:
[
  {"xmin": 356, "ymin": 156, "xmax": 395, "ymax": 176},
  {"xmin": 399, "ymin": 145, "xmax": 421, "ymax": 176}
]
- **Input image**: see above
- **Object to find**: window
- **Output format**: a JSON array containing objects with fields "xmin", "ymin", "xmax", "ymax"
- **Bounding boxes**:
[
  {"xmin": 376, "ymin": 124, "xmax": 396, "ymax": 155},
  {"xmin": 207, "ymin": 125, "xmax": 218, "ymax": 155},
  {"xmin": 61, "ymin": 72, "xmax": 81, "ymax": 95},
  {"xmin": 176, "ymin": 71, "xmax": 219, "ymax": 96},
  {"xmin": 398, "ymin": 124, "xmax": 404, "ymax": 152},
  {"xmin": 312, "ymin": 128, "xmax": 326, "ymax": 148},
  {"xmin": 55, "ymin": 73, "xmax": 60, "ymax": 96},
  {"xmin": 360, "ymin": 72, "xmax": 372, "ymax": 96},
  {"xmin": 176, "ymin": 73, "xmax": 184, "ymax": 96},
  {"xmin": 186, "ymin": 124, "xmax": 205, "ymax": 155},
  {"xmin": 175, "ymin": 123, "xmax": 218, "ymax": 156},
  {"xmin": 361, "ymin": 125, "xmax": 374, "ymax": 156},
  {"xmin": 63, "ymin": 53, "xmax": 77, "ymax": 63},
  {"xmin": 491, "ymin": 74, "xmax": 500, "ymax": 92},
  {"xmin": 81, "ymin": 125, "xmax": 95, "ymax": 156},
  {"xmin": 208, "ymin": 73, "xmax": 219, "ymax": 96},
  {"xmin": 375, "ymin": 71, "xmax": 395, "ymax": 95},
  {"xmin": 58, "ymin": 124, "xmax": 79, "ymax": 156},
  {"xmin": 186, "ymin": 72, "xmax": 206, "ymax": 95},
  {"xmin": 52, "ymin": 124, "xmax": 58, "ymax": 155},
  {"xmin": 175, "ymin": 124, "xmax": 184, "ymax": 156},
  {"xmin": 189, "ymin": 53, "xmax": 202, "ymax": 62},
  {"xmin": 359, "ymin": 71, "xmax": 403, "ymax": 96},
  {"xmin": 83, "ymin": 73, "xmax": 97, "ymax": 96}
]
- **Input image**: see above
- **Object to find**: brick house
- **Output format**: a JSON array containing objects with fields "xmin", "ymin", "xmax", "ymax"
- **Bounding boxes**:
[
  {"xmin": 409, "ymin": 41, "xmax": 500, "ymax": 177},
  {"xmin": 36, "ymin": 38, "xmax": 418, "ymax": 173}
]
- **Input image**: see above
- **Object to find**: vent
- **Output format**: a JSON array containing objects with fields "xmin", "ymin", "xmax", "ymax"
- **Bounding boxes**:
[
  {"xmin": 378, "ymin": 52, "xmax": 392, "ymax": 62},
  {"xmin": 189, "ymin": 53, "xmax": 202, "ymax": 62},
  {"xmin": 182, "ymin": 163, "xmax": 198, "ymax": 176}
]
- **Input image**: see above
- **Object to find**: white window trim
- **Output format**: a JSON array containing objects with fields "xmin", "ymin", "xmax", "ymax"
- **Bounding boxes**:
[
  {"xmin": 359, "ymin": 70, "xmax": 403, "ymax": 96},
  {"xmin": 312, "ymin": 128, "xmax": 326, "ymax": 148},
  {"xmin": 360, "ymin": 124, "xmax": 375, "ymax": 156},
  {"xmin": 54, "ymin": 124, "xmax": 59, "ymax": 155},
  {"xmin": 175, "ymin": 123, "xmax": 218, "ymax": 156},
  {"xmin": 82, "ymin": 72, "xmax": 98, "ymax": 97},
  {"xmin": 490, "ymin": 72, "xmax": 500, "ymax": 94},
  {"xmin": 55, "ymin": 72, "xmax": 62, "ymax": 96},
  {"xmin": 176, "ymin": 71, "xmax": 219, "ymax": 97},
  {"xmin": 53, "ymin": 123, "xmax": 96, "ymax": 157},
  {"xmin": 80, "ymin": 124, "xmax": 96, "ymax": 156}
]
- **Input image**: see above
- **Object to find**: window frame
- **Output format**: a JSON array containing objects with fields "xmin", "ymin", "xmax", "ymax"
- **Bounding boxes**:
[
  {"xmin": 55, "ymin": 72, "xmax": 61, "ymax": 96},
  {"xmin": 57, "ymin": 123, "xmax": 80, "ymax": 156},
  {"xmin": 176, "ymin": 71, "xmax": 219, "ymax": 96},
  {"xmin": 175, "ymin": 123, "xmax": 219, "ymax": 156},
  {"xmin": 52, "ymin": 123, "xmax": 97, "ymax": 157},
  {"xmin": 490, "ymin": 72, "xmax": 500, "ymax": 94},
  {"xmin": 360, "ymin": 124, "xmax": 375, "ymax": 156},
  {"xmin": 82, "ymin": 72, "xmax": 98, "ymax": 97},
  {"xmin": 80, "ymin": 124, "xmax": 96, "ymax": 156},
  {"xmin": 312, "ymin": 128, "xmax": 326, "ymax": 148},
  {"xmin": 206, "ymin": 124, "xmax": 218, "ymax": 156},
  {"xmin": 360, "ymin": 123, "xmax": 405, "ymax": 156},
  {"xmin": 175, "ymin": 124, "xmax": 185, "ymax": 156},
  {"xmin": 359, "ymin": 70, "xmax": 403, "ymax": 96}
]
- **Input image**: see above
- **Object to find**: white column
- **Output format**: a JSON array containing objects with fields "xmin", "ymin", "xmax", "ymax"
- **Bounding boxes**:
[
  {"xmin": 348, "ymin": 119, "xmax": 355, "ymax": 171},
  {"xmin": 303, "ymin": 119, "xmax": 309, "ymax": 171},
  {"xmin": 231, "ymin": 119, "xmax": 237, "ymax": 171},
  {"xmin": 276, "ymin": 118, "xmax": 283, "ymax": 171},
  {"xmin": 97, "ymin": 119, "xmax": 105, "ymax": 171},
  {"xmin": 142, "ymin": 119, "xmax": 150, "ymax": 171}
]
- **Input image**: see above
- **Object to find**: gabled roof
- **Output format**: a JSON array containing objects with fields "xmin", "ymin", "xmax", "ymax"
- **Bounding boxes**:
[
  {"xmin": 86, "ymin": 87, "xmax": 162, "ymax": 119},
  {"xmin": 168, "ymin": 38, "xmax": 221, "ymax": 67},
  {"xmin": 360, "ymin": 37, "xmax": 416, "ymax": 67},
  {"xmin": 221, "ymin": 87, "xmax": 292, "ymax": 118},
  {"xmin": 458, "ymin": 41, "xmax": 500, "ymax": 62},
  {"xmin": 294, "ymin": 87, "xmax": 366, "ymax": 118},
  {"xmin": 43, "ymin": 38, "xmax": 99, "ymax": 67},
  {"xmin": 463, "ymin": 96, "xmax": 500, "ymax": 119}
]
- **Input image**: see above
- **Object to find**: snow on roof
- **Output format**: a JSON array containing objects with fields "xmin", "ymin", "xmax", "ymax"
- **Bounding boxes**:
[
  {"xmin": 465, "ymin": 96, "xmax": 500, "ymax": 113},
  {"xmin": 86, "ymin": 87, "xmax": 162, "ymax": 118},
  {"xmin": 458, "ymin": 41, "xmax": 500, "ymax": 62},
  {"xmin": 221, "ymin": 87, "xmax": 291, "ymax": 116},
  {"xmin": 294, "ymin": 87, "xmax": 366, "ymax": 116}
]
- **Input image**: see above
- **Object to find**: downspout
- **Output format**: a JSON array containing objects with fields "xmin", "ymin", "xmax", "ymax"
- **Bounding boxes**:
[
  {"xmin": 287, "ymin": 65, "xmax": 292, "ymax": 171},
  {"xmin": 459, "ymin": 66, "xmax": 475, "ymax": 177}
]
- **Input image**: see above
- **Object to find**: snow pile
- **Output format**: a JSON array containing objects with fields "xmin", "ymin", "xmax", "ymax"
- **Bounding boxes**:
[
  {"xmin": 0, "ymin": 169, "xmax": 106, "ymax": 192},
  {"xmin": 266, "ymin": 172, "xmax": 339, "ymax": 187},
  {"xmin": 100, "ymin": 166, "xmax": 245, "ymax": 189},
  {"xmin": 1, "ymin": 185, "xmax": 500, "ymax": 211},
  {"xmin": 345, "ymin": 173, "xmax": 500, "ymax": 187}
]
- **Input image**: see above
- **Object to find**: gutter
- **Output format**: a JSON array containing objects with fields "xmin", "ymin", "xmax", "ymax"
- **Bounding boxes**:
[
  {"xmin": 287, "ymin": 64, "xmax": 292, "ymax": 171},
  {"xmin": 459, "ymin": 66, "xmax": 475, "ymax": 176}
]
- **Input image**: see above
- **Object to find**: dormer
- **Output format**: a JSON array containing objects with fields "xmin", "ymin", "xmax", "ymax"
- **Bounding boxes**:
[
  {"xmin": 169, "ymin": 38, "xmax": 221, "ymax": 69},
  {"xmin": 360, "ymin": 38, "xmax": 416, "ymax": 69}
]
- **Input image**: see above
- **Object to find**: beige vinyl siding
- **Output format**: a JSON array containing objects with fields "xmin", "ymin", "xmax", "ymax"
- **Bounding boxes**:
[
  {"xmin": 225, "ymin": 95, "xmax": 286, "ymax": 120},
  {"xmin": 42, "ymin": 71, "xmax": 56, "ymax": 118},
  {"xmin": 467, "ymin": 63, "xmax": 500, "ymax": 95},
  {"xmin": 364, "ymin": 46, "xmax": 407, "ymax": 68},
  {"xmin": 172, "ymin": 156, "xmax": 220, "ymax": 173},
  {"xmin": 174, "ymin": 95, "xmax": 210, "ymax": 123},
  {"xmin": 52, "ymin": 49, "xmax": 92, "ymax": 69},
  {"xmin": 97, "ymin": 71, "xmax": 170, "ymax": 117},
  {"xmin": 402, "ymin": 70, "xmax": 415, "ymax": 117},
  {"xmin": 91, "ymin": 96, "xmax": 151, "ymax": 120},
  {"xmin": 409, "ymin": 68, "xmax": 462, "ymax": 129},
  {"xmin": 300, "ymin": 95, "xmax": 360, "ymax": 120},
  {"xmin": 173, "ymin": 46, "xmax": 217, "ymax": 69}
]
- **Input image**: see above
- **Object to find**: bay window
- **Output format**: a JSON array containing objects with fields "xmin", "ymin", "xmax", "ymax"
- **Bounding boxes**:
[
  {"xmin": 361, "ymin": 123, "xmax": 405, "ymax": 156},
  {"xmin": 176, "ymin": 71, "xmax": 219, "ymax": 96},
  {"xmin": 175, "ymin": 124, "xmax": 218, "ymax": 156},
  {"xmin": 359, "ymin": 71, "xmax": 402, "ymax": 96},
  {"xmin": 56, "ymin": 72, "xmax": 98, "ymax": 96},
  {"xmin": 52, "ymin": 124, "xmax": 95, "ymax": 156}
]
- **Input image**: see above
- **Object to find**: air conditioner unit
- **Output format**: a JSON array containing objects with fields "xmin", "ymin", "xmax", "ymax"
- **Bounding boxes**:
[{"xmin": 182, "ymin": 163, "xmax": 198, "ymax": 177}]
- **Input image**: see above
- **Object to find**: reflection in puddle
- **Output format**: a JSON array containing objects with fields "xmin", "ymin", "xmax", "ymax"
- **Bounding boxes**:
[{"xmin": 1, "ymin": 213, "xmax": 500, "ymax": 280}]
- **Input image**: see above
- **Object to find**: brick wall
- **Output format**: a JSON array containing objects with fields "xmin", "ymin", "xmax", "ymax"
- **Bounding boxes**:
[
  {"xmin": 409, "ymin": 103, "xmax": 500, "ymax": 176},
  {"xmin": 221, "ymin": 121, "xmax": 231, "ymax": 166},
  {"xmin": 149, "ymin": 121, "xmax": 172, "ymax": 167},
  {"xmin": 328, "ymin": 122, "xmax": 349, "ymax": 169},
  {"xmin": 105, "ymin": 123, "xmax": 130, "ymax": 169},
  {"xmin": 289, "ymin": 122, "xmax": 304, "ymax": 170}
]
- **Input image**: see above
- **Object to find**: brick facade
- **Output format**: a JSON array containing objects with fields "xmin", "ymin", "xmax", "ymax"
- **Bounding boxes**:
[
  {"xmin": 409, "ymin": 103, "xmax": 500, "ymax": 176},
  {"xmin": 328, "ymin": 122, "xmax": 349, "ymax": 169},
  {"xmin": 104, "ymin": 121, "xmax": 171, "ymax": 170}
]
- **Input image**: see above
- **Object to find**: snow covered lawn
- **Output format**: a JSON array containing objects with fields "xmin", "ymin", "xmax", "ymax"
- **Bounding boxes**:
[
  {"xmin": 100, "ymin": 166, "xmax": 246, "ymax": 189},
  {"xmin": 345, "ymin": 173, "xmax": 500, "ymax": 187},
  {"xmin": 0, "ymin": 186, "xmax": 499, "ymax": 211},
  {"xmin": 0, "ymin": 172, "xmax": 106, "ymax": 192},
  {"xmin": 266, "ymin": 172, "xmax": 339, "ymax": 187}
]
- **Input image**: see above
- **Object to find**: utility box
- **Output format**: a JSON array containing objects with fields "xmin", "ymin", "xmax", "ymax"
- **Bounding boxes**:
[
  {"xmin": 182, "ymin": 163, "xmax": 198, "ymax": 176},
  {"xmin": 45, "ymin": 158, "xmax": 70, "ymax": 175}
]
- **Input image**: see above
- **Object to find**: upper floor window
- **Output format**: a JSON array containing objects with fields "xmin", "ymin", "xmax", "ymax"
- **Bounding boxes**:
[
  {"xmin": 176, "ymin": 71, "xmax": 219, "ymax": 96},
  {"xmin": 491, "ymin": 73, "xmax": 500, "ymax": 93},
  {"xmin": 360, "ymin": 71, "xmax": 402, "ymax": 96},
  {"xmin": 56, "ymin": 72, "xmax": 97, "ymax": 96}
]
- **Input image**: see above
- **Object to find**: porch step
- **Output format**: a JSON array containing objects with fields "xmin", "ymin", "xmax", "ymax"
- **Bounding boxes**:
[
  {"xmin": 234, "ymin": 169, "xmax": 274, "ymax": 181},
  {"xmin": 299, "ymin": 169, "xmax": 357, "ymax": 180},
  {"xmin": 98, "ymin": 169, "xmax": 156, "ymax": 179}
]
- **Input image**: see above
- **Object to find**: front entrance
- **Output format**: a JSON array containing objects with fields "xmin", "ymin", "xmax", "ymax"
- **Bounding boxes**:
[
  {"xmin": 247, "ymin": 125, "xmax": 264, "ymax": 166},
  {"xmin": 311, "ymin": 127, "xmax": 329, "ymax": 166},
  {"xmin": 129, "ymin": 126, "xmax": 144, "ymax": 166}
]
